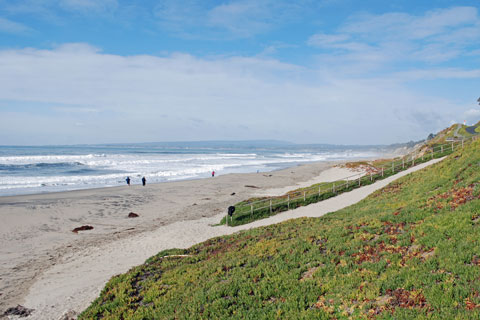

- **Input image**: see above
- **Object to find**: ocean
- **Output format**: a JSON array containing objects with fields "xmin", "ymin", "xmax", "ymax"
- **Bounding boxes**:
[{"xmin": 0, "ymin": 142, "xmax": 383, "ymax": 196}]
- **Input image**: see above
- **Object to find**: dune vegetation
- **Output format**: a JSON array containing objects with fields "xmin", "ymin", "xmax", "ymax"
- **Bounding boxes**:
[
  {"xmin": 223, "ymin": 138, "xmax": 461, "ymax": 227},
  {"xmin": 80, "ymin": 139, "xmax": 480, "ymax": 319}
]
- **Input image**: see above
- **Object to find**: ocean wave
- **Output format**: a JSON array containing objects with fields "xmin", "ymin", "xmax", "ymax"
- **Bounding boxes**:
[
  {"xmin": 0, "ymin": 162, "xmax": 84, "ymax": 171},
  {"xmin": 0, "ymin": 154, "xmax": 105, "ymax": 165},
  {"xmin": 0, "ymin": 147, "xmax": 381, "ymax": 196}
]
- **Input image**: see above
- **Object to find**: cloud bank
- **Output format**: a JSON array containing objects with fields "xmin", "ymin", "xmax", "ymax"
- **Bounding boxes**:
[
  {"xmin": 0, "ymin": 42, "xmax": 476, "ymax": 145},
  {"xmin": 0, "ymin": 4, "xmax": 479, "ymax": 145}
]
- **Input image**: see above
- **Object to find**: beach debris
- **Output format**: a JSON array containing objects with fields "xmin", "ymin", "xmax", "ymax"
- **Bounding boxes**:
[
  {"xmin": 202, "ymin": 198, "xmax": 211, "ymax": 200},
  {"xmin": 231, "ymin": 192, "xmax": 236, "ymax": 195},
  {"xmin": 244, "ymin": 185, "xmax": 260, "ymax": 188},
  {"xmin": 72, "ymin": 225, "xmax": 94, "ymax": 233},
  {"xmin": 3, "ymin": 305, "xmax": 34, "ymax": 317},
  {"xmin": 128, "ymin": 212, "xmax": 139, "ymax": 218}
]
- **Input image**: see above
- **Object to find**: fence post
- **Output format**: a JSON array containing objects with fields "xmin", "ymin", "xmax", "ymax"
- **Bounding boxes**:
[
  {"xmin": 392, "ymin": 161, "xmax": 394, "ymax": 173},
  {"xmin": 303, "ymin": 191, "xmax": 306, "ymax": 202},
  {"xmin": 251, "ymin": 204, "xmax": 253, "ymax": 217},
  {"xmin": 402, "ymin": 158, "xmax": 404, "ymax": 169},
  {"xmin": 287, "ymin": 194, "xmax": 290, "ymax": 210},
  {"xmin": 451, "ymin": 142, "xmax": 454, "ymax": 152},
  {"xmin": 441, "ymin": 146, "xmax": 443, "ymax": 153},
  {"xmin": 269, "ymin": 199, "xmax": 272, "ymax": 213},
  {"xmin": 370, "ymin": 172, "xmax": 373, "ymax": 181},
  {"xmin": 413, "ymin": 155, "xmax": 415, "ymax": 166},
  {"xmin": 226, "ymin": 213, "xmax": 228, "ymax": 226},
  {"xmin": 346, "ymin": 179, "xmax": 349, "ymax": 188},
  {"xmin": 333, "ymin": 183, "xmax": 335, "ymax": 193},
  {"xmin": 358, "ymin": 176, "xmax": 361, "ymax": 186},
  {"xmin": 382, "ymin": 167, "xmax": 384, "ymax": 177},
  {"xmin": 318, "ymin": 186, "xmax": 321, "ymax": 196}
]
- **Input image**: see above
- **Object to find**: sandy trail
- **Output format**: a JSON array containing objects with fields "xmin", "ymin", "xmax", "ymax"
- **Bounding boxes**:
[
  {"xmin": 0, "ymin": 161, "xmax": 334, "ymax": 316},
  {"xmin": 11, "ymin": 157, "xmax": 444, "ymax": 319}
]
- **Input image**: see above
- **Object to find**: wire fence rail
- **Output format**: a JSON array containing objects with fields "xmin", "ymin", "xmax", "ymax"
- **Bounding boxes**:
[{"xmin": 225, "ymin": 136, "xmax": 478, "ymax": 226}]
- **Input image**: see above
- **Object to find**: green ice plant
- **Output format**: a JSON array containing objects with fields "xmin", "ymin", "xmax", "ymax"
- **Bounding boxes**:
[{"xmin": 80, "ymin": 140, "xmax": 480, "ymax": 319}]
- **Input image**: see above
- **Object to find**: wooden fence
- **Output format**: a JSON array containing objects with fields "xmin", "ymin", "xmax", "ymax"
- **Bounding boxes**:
[{"xmin": 226, "ymin": 136, "xmax": 477, "ymax": 226}]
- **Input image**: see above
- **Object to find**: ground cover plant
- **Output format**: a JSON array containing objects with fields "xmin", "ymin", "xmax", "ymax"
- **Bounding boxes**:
[
  {"xmin": 223, "ymin": 138, "xmax": 464, "ymax": 227},
  {"xmin": 425, "ymin": 121, "xmax": 479, "ymax": 147},
  {"xmin": 80, "ymin": 140, "xmax": 480, "ymax": 319}
]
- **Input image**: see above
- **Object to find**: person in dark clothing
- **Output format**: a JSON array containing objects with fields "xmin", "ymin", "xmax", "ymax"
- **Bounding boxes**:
[
  {"xmin": 142, "ymin": 177, "xmax": 146, "ymax": 186},
  {"xmin": 212, "ymin": 171, "xmax": 215, "ymax": 177},
  {"xmin": 126, "ymin": 176, "xmax": 131, "ymax": 185}
]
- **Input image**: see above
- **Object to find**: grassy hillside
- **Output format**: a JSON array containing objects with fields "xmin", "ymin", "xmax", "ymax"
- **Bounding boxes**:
[
  {"xmin": 80, "ymin": 140, "xmax": 480, "ymax": 319},
  {"xmin": 426, "ymin": 121, "xmax": 480, "ymax": 147},
  {"xmin": 225, "ymin": 138, "xmax": 460, "ymax": 227}
]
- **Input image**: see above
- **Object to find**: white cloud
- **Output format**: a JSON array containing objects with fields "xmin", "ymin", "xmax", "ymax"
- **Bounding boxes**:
[
  {"xmin": 410, "ymin": 6, "xmax": 478, "ymax": 39},
  {"xmin": 0, "ymin": 43, "xmax": 473, "ymax": 145},
  {"xmin": 154, "ymin": 0, "xmax": 311, "ymax": 39},
  {"xmin": 464, "ymin": 108, "xmax": 480, "ymax": 117},
  {"xmin": 207, "ymin": 1, "xmax": 272, "ymax": 36},
  {"xmin": 341, "ymin": 7, "xmax": 478, "ymax": 40},
  {"xmin": 307, "ymin": 33, "xmax": 350, "ymax": 47},
  {"xmin": 0, "ymin": 17, "xmax": 31, "ymax": 34},
  {"xmin": 393, "ymin": 68, "xmax": 480, "ymax": 81},
  {"xmin": 308, "ymin": 6, "xmax": 480, "ymax": 67},
  {"xmin": 1, "ymin": 0, "xmax": 118, "ymax": 18},
  {"xmin": 412, "ymin": 44, "xmax": 462, "ymax": 63},
  {"xmin": 463, "ymin": 108, "xmax": 480, "ymax": 125}
]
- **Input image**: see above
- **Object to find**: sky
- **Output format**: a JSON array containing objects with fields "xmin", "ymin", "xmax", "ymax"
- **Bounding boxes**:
[{"xmin": 0, "ymin": 0, "xmax": 479, "ymax": 145}]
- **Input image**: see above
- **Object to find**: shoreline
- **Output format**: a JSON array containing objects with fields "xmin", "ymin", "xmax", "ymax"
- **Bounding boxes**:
[
  {"xmin": 0, "ymin": 159, "xmax": 341, "ymax": 199},
  {"xmin": 15, "ymin": 156, "xmax": 444, "ymax": 320},
  {"xmin": 1, "ymin": 160, "xmax": 342, "ymax": 317},
  {"xmin": 0, "ymin": 146, "xmax": 388, "ymax": 199}
]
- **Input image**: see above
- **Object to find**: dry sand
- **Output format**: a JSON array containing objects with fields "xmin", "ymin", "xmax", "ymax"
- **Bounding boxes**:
[
  {"xmin": 0, "ymin": 161, "xmax": 334, "ymax": 317},
  {"xmin": 0, "ymin": 158, "xmax": 443, "ymax": 319}
]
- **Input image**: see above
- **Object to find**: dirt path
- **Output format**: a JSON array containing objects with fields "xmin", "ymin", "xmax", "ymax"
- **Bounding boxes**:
[
  {"xmin": 454, "ymin": 124, "xmax": 463, "ymax": 137},
  {"xmin": 0, "ymin": 161, "xmax": 335, "ymax": 316},
  {"xmin": 19, "ymin": 157, "xmax": 445, "ymax": 320}
]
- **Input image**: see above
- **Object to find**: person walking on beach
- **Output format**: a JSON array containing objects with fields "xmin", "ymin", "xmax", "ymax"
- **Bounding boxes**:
[
  {"xmin": 212, "ymin": 171, "xmax": 215, "ymax": 177},
  {"xmin": 142, "ymin": 176, "xmax": 146, "ymax": 186},
  {"xmin": 126, "ymin": 176, "xmax": 131, "ymax": 186}
]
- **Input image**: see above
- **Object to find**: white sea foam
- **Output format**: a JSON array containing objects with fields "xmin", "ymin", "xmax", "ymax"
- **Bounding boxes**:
[{"xmin": 0, "ymin": 149, "xmax": 380, "ymax": 196}]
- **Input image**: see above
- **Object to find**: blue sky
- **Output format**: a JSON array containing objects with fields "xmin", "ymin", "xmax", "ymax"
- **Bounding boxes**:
[{"xmin": 0, "ymin": 0, "xmax": 479, "ymax": 145}]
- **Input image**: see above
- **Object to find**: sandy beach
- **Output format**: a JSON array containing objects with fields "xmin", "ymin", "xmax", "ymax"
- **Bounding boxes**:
[
  {"xmin": 0, "ymin": 157, "xmax": 443, "ymax": 319},
  {"xmin": 1, "ymin": 161, "xmax": 338, "ymax": 317}
]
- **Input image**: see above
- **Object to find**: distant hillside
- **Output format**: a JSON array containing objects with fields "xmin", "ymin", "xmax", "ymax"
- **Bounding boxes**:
[
  {"xmin": 101, "ymin": 140, "xmax": 295, "ymax": 149},
  {"xmin": 81, "ymin": 138, "xmax": 480, "ymax": 318},
  {"xmin": 93, "ymin": 140, "xmax": 423, "ymax": 152},
  {"xmin": 426, "ymin": 121, "xmax": 480, "ymax": 146}
]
